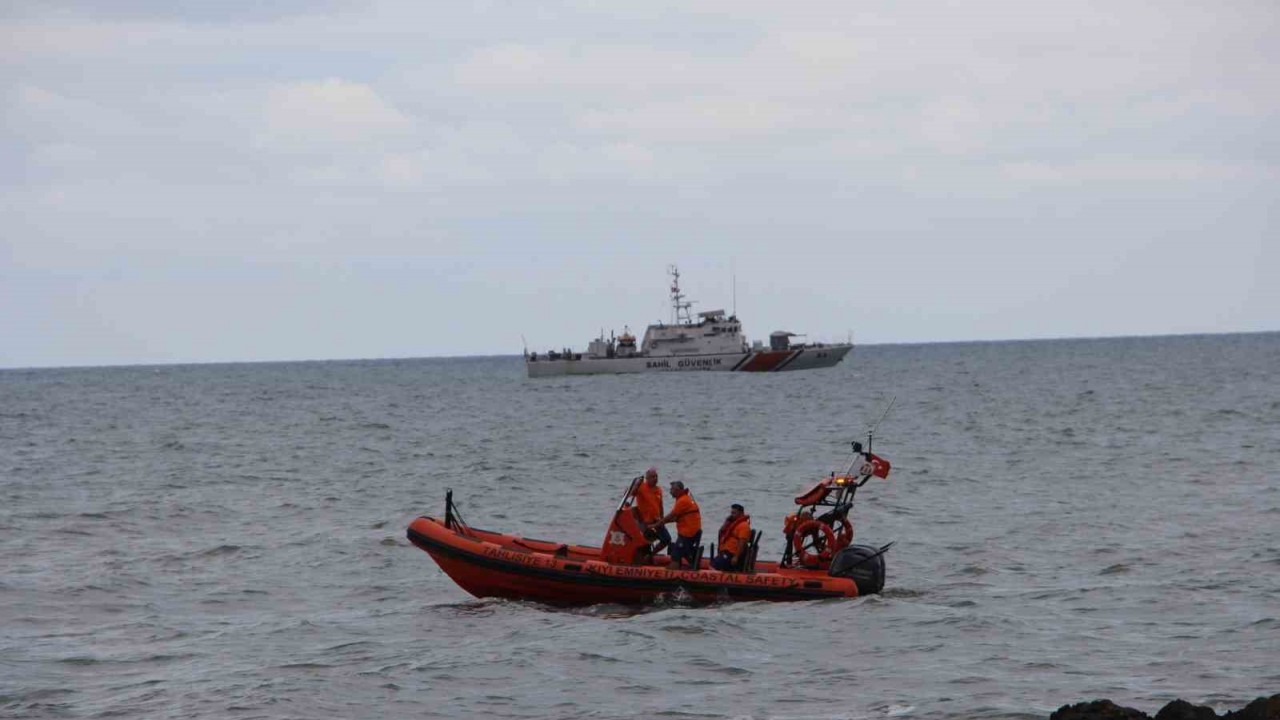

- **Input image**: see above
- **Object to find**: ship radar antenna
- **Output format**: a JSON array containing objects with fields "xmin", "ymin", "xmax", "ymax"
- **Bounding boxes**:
[{"xmin": 668, "ymin": 264, "xmax": 694, "ymax": 325}]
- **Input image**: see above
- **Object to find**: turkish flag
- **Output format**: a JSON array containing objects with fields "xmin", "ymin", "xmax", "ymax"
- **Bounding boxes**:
[{"xmin": 867, "ymin": 453, "xmax": 891, "ymax": 479}]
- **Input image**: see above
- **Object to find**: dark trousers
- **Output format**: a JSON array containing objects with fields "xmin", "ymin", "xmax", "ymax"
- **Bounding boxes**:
[
  {"xmin": 650, "ymin": 524, "xmax": 672, "ymax": 549},
  {"xmin": 670, "ymin": 530, "xmax": 702, "ymax": 566},
  {"xmin": 711, "ymin": 551, "xmax": 739, "ymax": 571}
]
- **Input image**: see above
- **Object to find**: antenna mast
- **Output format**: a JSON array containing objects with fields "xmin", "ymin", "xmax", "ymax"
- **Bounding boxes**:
[
  {"xmin": 731, "ymin": 262, "xmax": 737, "ymax": 318},
  {"xmin": 865, "ymin": 395, "xmax": 897, "ymax": 452},
  {"xmin": 668, "ymin": 264, "xmax": 693, "ymax": 325}
]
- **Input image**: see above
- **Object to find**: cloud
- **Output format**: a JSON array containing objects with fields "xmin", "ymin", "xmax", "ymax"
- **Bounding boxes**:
[
  {"xmin": 262, "ymin": 78, "xmax": 411, "ymax": 144},
  {"xmin": 1, "ymin": 0, "xmax": 1277, "ymax": 366},
  {"xmin": 452, "ymin": 43, "xmax": 715, "ymax": 95},
  {"xmin": 11, "ymin": 84, "xmax": 136, "ymax": 139},
  {"xmin": 577, "ymin": 98, "xmax": 805, "ymax": 139},
  {"xmin": 29, "ymin": 142, "xmax": 98, "ymax": 168},
  {"xmin": 377, "ymin": 152, "xmax": 427, "ymax": 188},
  {"xmin": 917, "ymin": 96, "xmax": 992, "ymax": 156},
  {"xmin": 1001, "ymin": 159, "xmax": 1280, "ymax": 184}
]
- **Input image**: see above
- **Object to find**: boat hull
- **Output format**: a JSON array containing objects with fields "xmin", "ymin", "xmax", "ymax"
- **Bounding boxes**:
[
  {"xmin": 525, "ymin": 344, "xmax": 852, "ymax": 378},
  {"xmin": 407, "ymin": 516, "xmax": 861, "ymax": 606}
]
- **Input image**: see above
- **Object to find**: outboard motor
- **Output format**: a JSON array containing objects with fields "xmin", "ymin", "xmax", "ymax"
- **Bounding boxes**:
[{"xmin": 828, "ymin": 543, "xmax": 889, "ymax": 596}]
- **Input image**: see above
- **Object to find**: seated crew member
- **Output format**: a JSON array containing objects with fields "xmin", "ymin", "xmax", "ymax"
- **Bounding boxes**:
[
  {"xmin": 711, "ymin": 504, "xmax": 752, "ymax": 571},
  {"xmin": 654, "ymin": 481, "xmax": 701, "ymax": 569},
  {"xmin": 632, "ymin": 467, "xmax": 670, "ymax": 555}
]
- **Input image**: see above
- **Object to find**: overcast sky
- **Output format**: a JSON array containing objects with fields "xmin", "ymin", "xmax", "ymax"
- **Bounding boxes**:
[{"xmin": 2, "ymin": 1, "xmax": 1277, "ymax": 368}]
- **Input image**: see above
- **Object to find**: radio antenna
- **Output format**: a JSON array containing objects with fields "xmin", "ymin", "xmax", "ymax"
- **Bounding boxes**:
[
  {"xmin": 865, "ymin": 395, "xmax": 896, "ymax": 452},
  {"xmin": 732, "ymin": 264, "xmax": 737, "ymax": 318}
]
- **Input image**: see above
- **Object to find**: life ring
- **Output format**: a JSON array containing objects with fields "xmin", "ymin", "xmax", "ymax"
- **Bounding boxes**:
[{"xmin": 791, "ymin": 519, "xmax": 837, "ymax": 567}]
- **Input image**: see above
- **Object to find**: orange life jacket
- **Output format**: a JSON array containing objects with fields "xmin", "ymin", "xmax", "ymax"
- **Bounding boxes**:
[
  {"xmin": 633, "ymin": 482, "xmax": 664, "ymax": 524},
  {"xmin": 718, "ymin": 514, "xmax": 752, "ymax": 558},
  {"xmin": 671, "ymin": 493, "xmax": 701, "ymax": 537}
]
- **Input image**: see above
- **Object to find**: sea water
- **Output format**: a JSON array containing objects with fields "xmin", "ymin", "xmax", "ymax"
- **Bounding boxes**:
[{"xmin": 2, "ymin": 333, "xmax": 1277, "ymax": 719}]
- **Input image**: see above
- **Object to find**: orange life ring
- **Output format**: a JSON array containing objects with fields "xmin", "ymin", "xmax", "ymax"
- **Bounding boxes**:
[{"xmin": 791, "ymin": 519, "xmax": 837, "ymax": 567}]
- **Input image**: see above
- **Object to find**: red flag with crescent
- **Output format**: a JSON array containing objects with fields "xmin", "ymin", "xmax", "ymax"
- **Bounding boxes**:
[{"xmin": 860, "ymin": 453, "xmax": 891, "ymax": 479}]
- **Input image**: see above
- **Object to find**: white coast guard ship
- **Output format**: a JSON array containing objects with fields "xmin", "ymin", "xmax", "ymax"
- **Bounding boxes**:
[{"xmin": 524, "ymin": 266, "xmax": 853, "ymax": 378}]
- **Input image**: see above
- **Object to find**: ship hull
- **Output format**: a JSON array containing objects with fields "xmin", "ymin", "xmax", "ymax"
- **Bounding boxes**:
[
  {"xmin": 407, "ymin": 516, "xmax": 864, "ymax": 605},
  {"xmin": 525, "ymin": 344, "xmax": 852, "ymax": 378}
]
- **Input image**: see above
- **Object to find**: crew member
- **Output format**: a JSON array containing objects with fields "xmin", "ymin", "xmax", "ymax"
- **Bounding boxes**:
[
  {"xmin": 632, "ymin": 467, "xmax": 670, "ymax": 555},
  {"xmin": 654, "ymin": 481, "xmax": 701, "ymax": 569},
  {"xmin": 711, "ymin": 504, "xmax": 752, "ymax": 571}
]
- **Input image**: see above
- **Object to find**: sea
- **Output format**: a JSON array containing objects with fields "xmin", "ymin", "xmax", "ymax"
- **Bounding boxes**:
[{"xmin": 2, "ymin": 333, "xmax": 1277, "ymax": 720}]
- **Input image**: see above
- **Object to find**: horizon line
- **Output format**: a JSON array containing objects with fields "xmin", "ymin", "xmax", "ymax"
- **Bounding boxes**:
[{"xmin": 2, "ymin": 328, "xmax": 1276, "ymax": 372}]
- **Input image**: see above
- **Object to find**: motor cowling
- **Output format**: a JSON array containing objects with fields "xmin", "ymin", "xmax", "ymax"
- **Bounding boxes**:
[{"xmin": 828, "ymin": 544, "xmax": 886, "ymax": 595}]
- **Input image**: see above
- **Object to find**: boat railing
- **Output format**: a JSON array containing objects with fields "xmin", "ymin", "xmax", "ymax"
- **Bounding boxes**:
[{"xmin": 443, "ymin": 489, "xmax": 476, "ymax": 538}]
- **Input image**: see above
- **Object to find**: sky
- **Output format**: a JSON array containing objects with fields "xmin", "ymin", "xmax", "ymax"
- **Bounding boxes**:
[{"xmin": 2, "ymin": 1, "xmax": 1277, "ymax": 368}]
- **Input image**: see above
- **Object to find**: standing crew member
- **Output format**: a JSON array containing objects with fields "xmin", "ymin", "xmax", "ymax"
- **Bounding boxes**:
[
  {"xmin": 654, "ymin": 481, "xmax": 702, "ymax": 569},
  {"xmin": 632, "ymin": 467, "xmax": 670, "ymax": 555},
  {"xmin": 711, "ymin": 504, "xmax": 752, "ymax": 571}
]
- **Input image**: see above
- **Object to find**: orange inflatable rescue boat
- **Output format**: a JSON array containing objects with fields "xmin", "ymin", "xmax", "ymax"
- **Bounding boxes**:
[{"xmin": 408, "ymin": 437, "xmax": 895, "ymax": 606}]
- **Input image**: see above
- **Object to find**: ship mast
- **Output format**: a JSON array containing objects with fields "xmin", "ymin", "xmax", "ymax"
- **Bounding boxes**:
[{"xmin": 668, "ymin": 264, "xmax": 694, "ymax": 325}]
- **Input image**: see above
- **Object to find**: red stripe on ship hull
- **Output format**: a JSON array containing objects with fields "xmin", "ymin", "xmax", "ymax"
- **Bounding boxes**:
[{"xmin": 737, "ymin": 350, "xmax": 792, "ymax": 372}]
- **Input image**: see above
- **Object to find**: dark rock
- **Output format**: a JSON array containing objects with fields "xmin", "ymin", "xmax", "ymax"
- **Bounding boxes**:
[
  {"xmin": 1051, "ymin": 699, "xmax": 1150, "ymax": 720},
  {"xmin": 1155, "ymin": 699, "xmax": 1219, "ymax": 720},
  {"xmin": 1050, "ymin": 695, "xmax": 1280, "ymax": 720},
  {"xmin": 1223, "ymin": 695, "xmax": 1280, "ymax": 720}
]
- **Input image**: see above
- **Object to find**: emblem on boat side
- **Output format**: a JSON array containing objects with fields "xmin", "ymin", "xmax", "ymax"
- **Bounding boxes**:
[{"xmin": 608, "ymin": 531, "xmax": 628, "ymax": 546}]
